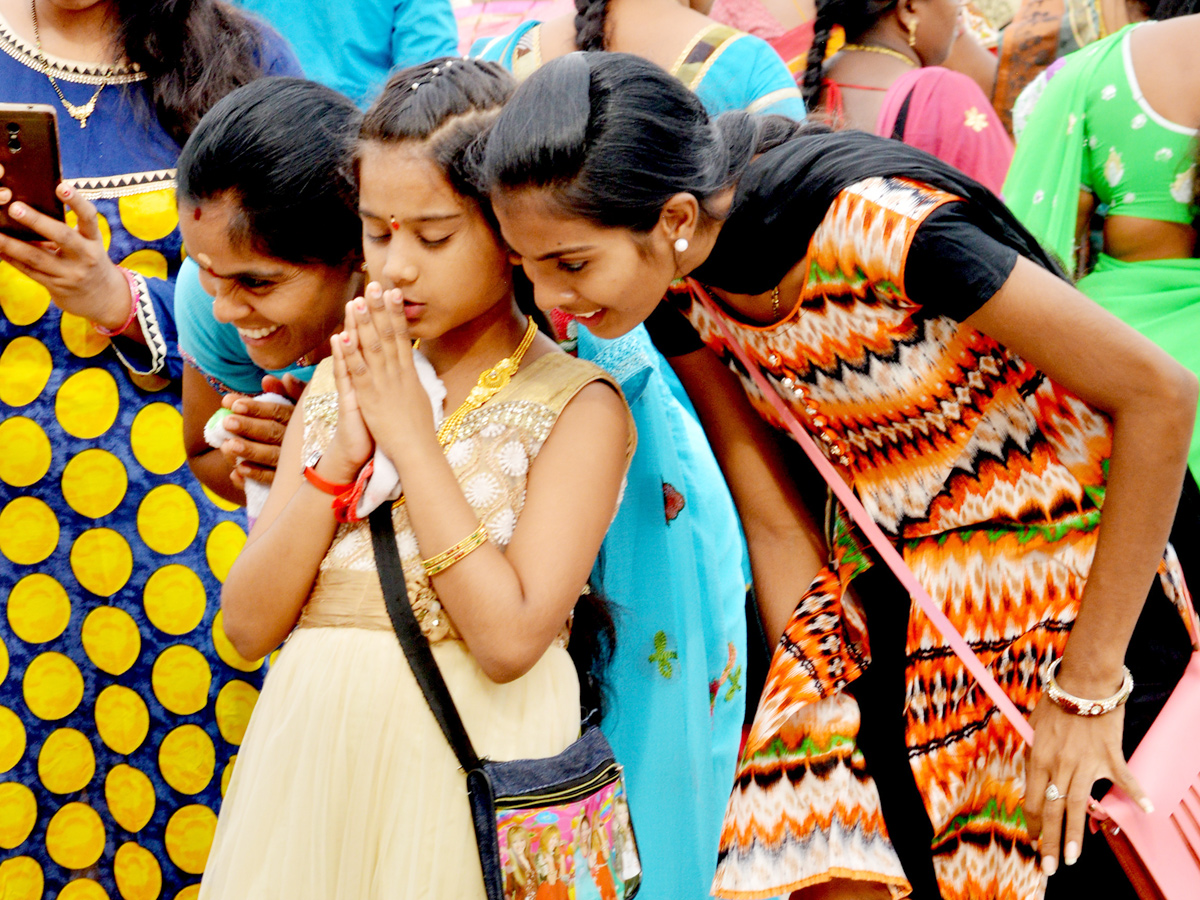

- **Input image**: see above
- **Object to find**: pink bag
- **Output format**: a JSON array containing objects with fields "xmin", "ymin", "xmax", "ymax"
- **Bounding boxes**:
[{"xmin": 706, "ymin": 296, "xmax": 1200, "ymax": 900}]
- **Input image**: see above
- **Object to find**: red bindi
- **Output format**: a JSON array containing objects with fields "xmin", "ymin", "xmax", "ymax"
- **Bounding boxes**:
[
  {"xmin": 193, "ymin": 207, "xmax": 202, "ymax": 220},
  {"xmin": 389, "ymin": 215, "xmax": 399, "ymax": 231}
]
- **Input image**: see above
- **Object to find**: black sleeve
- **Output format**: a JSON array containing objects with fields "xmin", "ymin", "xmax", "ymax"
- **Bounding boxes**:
[
  {"xmin": 643, "ymin": 300, "xmax": 707, "ymax": 358},
  {"xmin": 904, "ymin": 201, "xmax": 1020, "ymax": 322}
]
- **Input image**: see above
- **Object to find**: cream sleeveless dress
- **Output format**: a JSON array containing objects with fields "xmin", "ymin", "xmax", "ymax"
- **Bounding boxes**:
[{"xmin": 198, "ymin": 351, "xmax": 630, "ymax": 900}]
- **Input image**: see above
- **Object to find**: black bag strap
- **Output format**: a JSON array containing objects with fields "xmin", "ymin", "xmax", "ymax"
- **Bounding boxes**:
[
  {"xmin": 369, "ymin": 505, "xmax": 483, "ymax": 772},
  {"xmin": 890, "ymin": 86, "xmax": 916, "ymax": 141}
]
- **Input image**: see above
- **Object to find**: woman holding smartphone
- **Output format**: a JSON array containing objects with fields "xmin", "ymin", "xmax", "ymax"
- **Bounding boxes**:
[{"xmin": 0, "ymin": 1, "xmax": 297, "ymax": 897}]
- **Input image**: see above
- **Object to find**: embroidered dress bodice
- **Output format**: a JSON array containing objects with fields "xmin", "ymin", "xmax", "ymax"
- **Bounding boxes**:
[{"xmin": 297, "ymin": 351, "xmax": 624, "ymax": 644}]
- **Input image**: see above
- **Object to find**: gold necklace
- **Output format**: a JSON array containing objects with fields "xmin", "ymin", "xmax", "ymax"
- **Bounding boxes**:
[
  {"xmin": 31, "ymin": 0, "xmax": 112, "ymax": 128},
  {"xmin": 431, "ymin": 317, "xmax": 539, "ymax": 446},
  {"xmin": 840, "ymin": 43, "xmax": 918, "ymax": 68}
]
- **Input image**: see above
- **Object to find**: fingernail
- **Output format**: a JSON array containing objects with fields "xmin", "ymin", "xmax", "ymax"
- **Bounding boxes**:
[
  {"xmin": 1139, "ymin": 798, "xmax": 1155, "ymax": 814},
  {"xmin": 355, "ymin": 300, "xmax": 366, "ymax": 313},
  {"xmin": 1042, "ymin": 856, "xmax": 1057, "ymax": 877},
  {"xmin": 1064, "ymin": 842, "xmax": 1079, "ymax": 866},
  {"xmin": 61, "ymin": 186, "xmax": 72, "ymax": 198},
  {"xmin": 229, "ymin": 441, "xmax": 244, "ymax": 454},
  {"xmin": 366, "ymin": 282, "xmax": 381, "ymax": 298},
  {"xmin": 225, "ymin": 417, "xmax": 239, "ymax": 431},
  {"xmin": 9, "ymin": 204, "xmax": 22, "ymax": 218},
  {"xmin": 341, "ymin": 332, "xmax": 351, "ymax": 343}
]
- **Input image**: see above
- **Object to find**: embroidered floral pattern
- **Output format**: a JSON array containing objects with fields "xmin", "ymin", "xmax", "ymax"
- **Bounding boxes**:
[
  {"xmin": 1104, "ymin": 146, "xmax": 1124, "ymax": 187},
  {"xmin": 648, "ymin": 631, "xmax": 678, "ymax": 679},
  {"xmin": 662, "ymin": 482, "xmax": 686, "ymax": 523},
  {"xmin": 964, "ymin": 107, "xmax": 988, "ymax": 133},
  {"xmin": 1170, "ymin": 166, "xmax": 1195, "ymax": 204}
]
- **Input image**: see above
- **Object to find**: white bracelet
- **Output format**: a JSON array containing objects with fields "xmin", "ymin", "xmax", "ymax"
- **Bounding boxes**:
[{"xmin": 1044, "ymin": 658, "xmax": 1134, "ymax": 717}]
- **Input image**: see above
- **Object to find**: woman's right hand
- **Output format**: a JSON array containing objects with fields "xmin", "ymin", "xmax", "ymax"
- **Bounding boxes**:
[{"xmin": 219, "ymin": 387, "xmax": 301, "ymax": 489}]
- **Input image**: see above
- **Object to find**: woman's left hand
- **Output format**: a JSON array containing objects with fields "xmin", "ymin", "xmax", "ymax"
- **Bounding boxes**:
[
  {"xmin": 1024, "ymin": 695, "xmax": 1148, "ymax": 875},
  {"xmin": 0, "ymin": 179, "xmax": 131, "ymax": 330},
  {"xmin": 340, "ymin": 283, "xmax": 437, "ymax": 459}
]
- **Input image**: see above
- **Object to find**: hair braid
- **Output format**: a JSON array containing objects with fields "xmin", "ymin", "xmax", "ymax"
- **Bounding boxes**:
[
  {"xmin": 801, "ymin": 0, "xmax": 838, "ymax": 110},
  {"xmin": 574, "ymin": 0, "xmax": 612, "ymax": 51}
]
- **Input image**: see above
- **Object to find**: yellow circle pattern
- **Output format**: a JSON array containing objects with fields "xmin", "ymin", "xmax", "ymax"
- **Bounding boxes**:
[
  {"xmin": 119, "ymin": 249, "xmax": 170, "ymax": 282},
  {"xmin": 61, "ymin": 311, "xmax": 112, "ymax": 359},
  {"xmin": 7, "ymin": 573, "xmax": 71, "ymax": 644},
  {"xmin": 22, "ymin": 652, "xmax": 83, "ymax": 721},
  {"xmin": 0, "ymin": 706, "xmax": 26, "ymax": 773},
  {"xmin": 0, "ymin": 497, "xmax": 59, "ymax": 565},
  {"xmin": 105, "ymin": 764, "xmax": 156, "ymax": 833},
  {"xmin": 119, "ymin": 189, "xmax": 179, "ymax": 243},
  {"xmin": 0, "ymin": 856, "xmax": 42, "ymax": 900},
  {"xmin": 0, "ymin": 417, "xmax": 51, "ymax": 487},
  {"xmin": 157, "ymin": 725, "xmax": 214, "ymax": 795},
  {"xmin": 59, "ymin": 878, "xmax": 111, "ymax": 899},
  {"xmin": 151, "ymin": 646, "xmax": 211, "ymax": 715},
  {"xmin": 143, "ymin": 566, "xmax": 206, "ymax": 636},
  {"xmin": 114, "ymin": 841, "xmax": 162, "ymax": 900},
  {"xmin": 0, "ymin": 336, "xmax": 52, "ymax": 406},
  {"xmin": 0, "ymin": 261, "xmax": 51, "ymax": 326},
  {"xmin": 81, "ymin": 606, "xmax": 141, "ymax": 675},
  {"xmin": 37, "ymin": 728, "xmax": 95, "ymax": 794},
  {"xmin": 71, "ymin": 529, "xmax": 134, "ymax": 597},
  {"xmin": 129, "ymin": 404, "xmax": 186, "ymax": 475},
  {"xmin": 211, "ymin": 611, "xmax": 261, "ymax": 673},
  {"xmin": 45, "ymin": 801, "xmax": 106, "ymax": 869},
  {"xmin": 137, "ymin": 485, "xmax": 199, "ymax": 555},
  {"xmin": 62, "ymin": 449, "xmax": 128, "ymax": 519},
  {"xmin": 214, "ymin": 680, "xmax": 257, "ymax": 746},
  {"xmin": 164, "ymin": 805, "xmax": 216, "ymax": 875},
  {"xmin": 220, "ymin": 755, "xmax": 236, "ymax": 797},
  {"xmin": 0, "ymin": 636, "xmax": 7, "ymax": 683},
  {"xmin": 55, "ymin": 368, "xmax": 120, "ymax": 439},
  {"xmin": 0, "ymin": 782, "xmax": 37, "ymax": 849},
  {"xmin": 205, "ymin": 523, "xmax": 246, "ymax": 585},
  {"xmin": 175, "ymin": 887, "xmax": 200, "ymax": 900},
  {"xmin": 201, "ymin": 483, "xmax": 239, "ymax": 513},
  {"xmin": 94, "ymin": 686, "xmax": 149, "ymax": 755}
]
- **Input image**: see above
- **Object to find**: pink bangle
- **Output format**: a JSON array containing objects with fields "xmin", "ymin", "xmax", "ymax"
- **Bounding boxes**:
[{"xmin": 92, "ymin": 267, "xmax": 139, "ymax": 337}]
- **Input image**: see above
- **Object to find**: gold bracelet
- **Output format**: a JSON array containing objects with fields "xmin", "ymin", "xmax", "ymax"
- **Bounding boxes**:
[{"xmin": 422, "ymin": 521, "xmax": 489, "ymax": 577}]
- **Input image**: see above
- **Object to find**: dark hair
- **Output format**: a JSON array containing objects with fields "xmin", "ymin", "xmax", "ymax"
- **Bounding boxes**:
[
  {"xmin": 359, "ymin": 57, "xmax": 517, "ymax": 211},
  {"xmin": 801, "ymin": 0, "xmax": 900, "ymax": 109},
  {"xmin": 114, "ymin": 0, "xmax": 276, "ymax": 146},
  {"xmin": 574, "ymin": 0, "xmax": 613, "ymax": 51},
  {"xmin": 176, "ymin": 78, "xmax": 362, "ymax": 269},
  {"xmin": 483, "ymin": 52, "xmax": 804, "ymax": 232},
  {"xmin": 1141, "ymin": 0, "xmax": 1200, "ymax": 17}
]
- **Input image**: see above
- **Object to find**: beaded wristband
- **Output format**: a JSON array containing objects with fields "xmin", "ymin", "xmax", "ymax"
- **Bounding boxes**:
[
  {"xmin": 1045, "ymin": 658, "xmax": 1134, "ymax": 717},
  {"xmin": 422, "ymin": 521, "xmax": 488, "ymax": 577},
  {"xmin": 92, "ymin": 267, "xmax": 140, "ymax": 337}
]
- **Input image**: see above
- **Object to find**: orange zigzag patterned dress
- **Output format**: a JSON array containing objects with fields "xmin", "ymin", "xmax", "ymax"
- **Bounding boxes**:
[{"xmin": 672, "ymin": 177, "xmax": 1197, "ymax": 900}]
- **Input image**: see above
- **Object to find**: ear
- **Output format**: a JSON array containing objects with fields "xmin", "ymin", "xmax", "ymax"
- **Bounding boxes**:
[{"xmin": 656, "ymin": 192, "xmax": 702, "ymax": 249}]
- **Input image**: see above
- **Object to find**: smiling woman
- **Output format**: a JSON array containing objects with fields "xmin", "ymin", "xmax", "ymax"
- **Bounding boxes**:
[{"xmin": 173, "ymin": 77, "xmax": 365, "ymax": 505}]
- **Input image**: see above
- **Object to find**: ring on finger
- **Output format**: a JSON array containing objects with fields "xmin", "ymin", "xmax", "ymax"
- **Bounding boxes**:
[{"xmin": 1044, "ymin": 783, "xmax": 1064, "ymax": 803}]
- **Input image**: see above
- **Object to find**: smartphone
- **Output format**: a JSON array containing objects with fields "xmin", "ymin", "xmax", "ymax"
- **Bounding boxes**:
[{"xmin": 0, "ymin": 103, "xmax": 65, "ymax": 241}]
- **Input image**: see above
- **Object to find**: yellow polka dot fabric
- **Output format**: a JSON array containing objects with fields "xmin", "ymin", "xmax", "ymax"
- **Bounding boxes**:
[{"xmin": 0, "ymin": 159, "xmax": 261, "ymax": 899}]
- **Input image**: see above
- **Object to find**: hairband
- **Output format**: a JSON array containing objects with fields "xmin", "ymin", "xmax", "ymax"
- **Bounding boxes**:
[{"xmin": 410, "ymin": 58, "xmax": 455, "ymax": 91}]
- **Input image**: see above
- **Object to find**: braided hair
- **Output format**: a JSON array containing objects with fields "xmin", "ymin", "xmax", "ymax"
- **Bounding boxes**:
[
  {"xmin": 801, "ymin": 0, "xmax": 901, "ymax": 109},
  {"xmin": 574, "ymin": 0, "xmax": 612, "ymax": 51}
]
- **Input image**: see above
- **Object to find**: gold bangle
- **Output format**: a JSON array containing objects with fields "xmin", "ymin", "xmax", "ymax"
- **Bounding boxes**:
[{"xmin": 422, "ymin": 521, "xmax": 488, "ymax": 577}]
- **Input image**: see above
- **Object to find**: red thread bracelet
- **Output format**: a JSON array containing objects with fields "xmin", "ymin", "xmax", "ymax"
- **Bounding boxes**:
[{"xmin": 92, "ymin": 267, "xmax": 140, "ymax": 337}]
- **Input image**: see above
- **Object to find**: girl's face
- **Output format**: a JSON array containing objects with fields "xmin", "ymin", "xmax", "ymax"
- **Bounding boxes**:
[
  {"xmin": 359, "ymin": 142, "xmax": 513, "ymax": 344},
  {"xmin": 493, "ymin": 188, "xmax": 676, "ymax": 340},
  {"xmin": 577, "ymin": 817, "xmax": 592, "ymax": 847},
  {"xmin": 179, "ymin": 195, "xmax": 355, "ymax": 371}
]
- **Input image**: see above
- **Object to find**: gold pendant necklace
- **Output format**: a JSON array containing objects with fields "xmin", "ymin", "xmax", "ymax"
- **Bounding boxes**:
[
  {"xmin": 31, "ymin": 0, "xmax": 111, "ymax": 128},
  {"xmin": 840, "ymin": 43, "xmax": 918, "ymax": 68},
  {"xmin": 429, "ymin": 317, "xmax": 539, "ymax": 446}
]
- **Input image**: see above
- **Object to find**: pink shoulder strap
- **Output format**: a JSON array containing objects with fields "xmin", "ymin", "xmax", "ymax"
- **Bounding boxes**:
[{"xmin": 703, "ymin": 289, "xmax": 1035, "ymax": 744}]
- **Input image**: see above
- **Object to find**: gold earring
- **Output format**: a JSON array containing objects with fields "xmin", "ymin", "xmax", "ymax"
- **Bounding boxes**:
[{"xmin": 906, "ymin": 16, "xmax": 919, "ymax": 47}]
